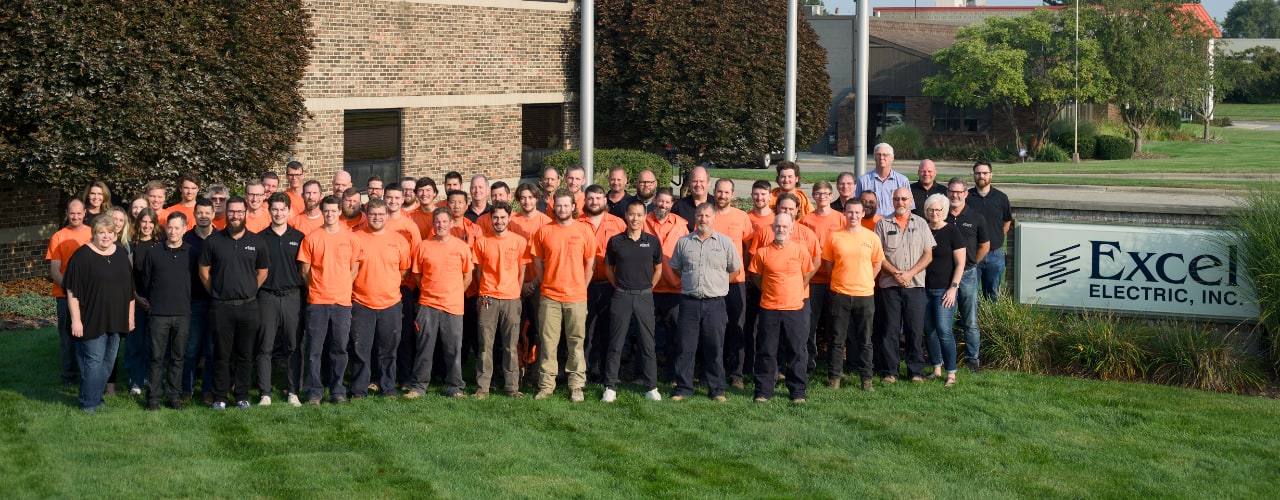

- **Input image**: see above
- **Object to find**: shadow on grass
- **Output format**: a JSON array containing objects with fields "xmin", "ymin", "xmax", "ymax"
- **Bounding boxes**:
[{"xmin": 0, "ymin": 328, "xmax": 82, "ymax": 408}]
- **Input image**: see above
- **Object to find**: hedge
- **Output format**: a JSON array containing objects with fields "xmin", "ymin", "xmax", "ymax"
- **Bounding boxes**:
[{"xmin": 543, "ymin": 149, "xmax": 674, "ymax": 189}]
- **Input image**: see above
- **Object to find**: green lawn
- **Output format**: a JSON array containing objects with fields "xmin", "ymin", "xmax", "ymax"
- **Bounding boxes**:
[
  {"xmin": 3, "ymin": 327, "xmax": 1279, "ymax": 497},
  {"xmin": 1217, "ymin": 103, "xmax": 1280, "ymax": 123}
]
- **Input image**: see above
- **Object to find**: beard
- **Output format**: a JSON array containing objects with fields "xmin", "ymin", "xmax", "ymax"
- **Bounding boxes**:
[{"xmin": 584, "ymin": 204, "xmax": 605, "ymax": 217}]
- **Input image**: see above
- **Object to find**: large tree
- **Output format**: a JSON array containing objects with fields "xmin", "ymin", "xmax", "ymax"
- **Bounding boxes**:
[
  {"xmin": 923, "ymin": 8, "xmax": 1110, "ymax": 154},
  {"xmin": 0, "ymin": 0, "xmax": 312, "ymax": 196},
  {"xmin": 1224, "ymin": 0, "xmax": 1280, "ymax": 38},
  {"xmin": 592, "ymin": 0, "xmax": 830, "ymax": 167},
  {"xmin": 1220, "ymin": 45, "xmax": 1280, "ymax": 103}
]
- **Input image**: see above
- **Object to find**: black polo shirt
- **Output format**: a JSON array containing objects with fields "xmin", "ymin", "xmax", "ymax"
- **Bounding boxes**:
[
  {"xmin": 139, "ymin": 242, "xmax": 194, "ymax": 316},
  {"xmin": 184, "ymin": 229, "xmax": 213, "ymax": 302},
  {"xmin": 199, "ymin": 229, "xmax": 269, "ymax": 301},
  {"xmin": 944, "ymin": 206, "xmax": 990, "ymax": 269},
  {"xmin": 967, "ymin": 186, "xmax": 1013, "ymax": 251},
  {"xmin": 911, "ymin": 181, "xmax": 946, "ymax": 218},
  {"xmin": 605, "ymin": 231, "xmax": 662, "ymax": 291},
  {"xmin": 831, "ymin": 196, "xmax": 857, "ymax": 214},
  {"xmin": 465, "ymin": 203, "xmax": 490, "ymax": 223},
  {"xmin": 258, "ymin": 225, "xmax": 305, "ymax": 292},
  {"xmin": 608, "ymin": 193, "xmax": 636, "ymax": 219},
  {"xmin": 671, "ymin": 195, "xmax": 708, "ymax": 231}
]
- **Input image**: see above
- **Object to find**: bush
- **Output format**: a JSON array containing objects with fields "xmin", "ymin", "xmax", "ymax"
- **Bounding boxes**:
[
  {"xmin": 879, "ymin": 124, "xmax": 924, "ymax": 160},
  {"xmin": 1047, "ymin": 118, "xmax": 1099, "ymax": 146},
  {"xmin": 1152, "ymin": 108, "xmax": 1184, "ymax": 132},
  {"xmin": 1035, "ymin": 142, "xmax": 1070, "ymax": 163},
  {"xmin": 922, "ymin": 144, "xmax": 1017, "ymax": 163},
  {"xmin": 1075, "ymin": 135, "xmax": 1097, "ymax": 160},
  {"xmin": 1094, "ymin": 135, "xmax": 1135, "ymax": 160},
  {"xmin": 978, "ymin": 296, "xmax": 1060, "ymax": 374},
  {"xmin": 1211, "ymin": 115, "xmax": 1233, "ymax": 127},
  {"xmin": 1060, "ymin": 312, "xmax": 1148, "ymax": 381},
  {"xmin": 0, "ymin": 291, "xmax": 55, "ymax": 318},
  {"xmin": 1226, "ymin": 186, "xmax": 1280, "ymax": 371},
  {"xmin": 1147, "ymin": 322, "xmax": 1266, "ymax": 393},
  {"xmin": 543, "ymin": 149, "xmax": 673, "ymax": 191}
]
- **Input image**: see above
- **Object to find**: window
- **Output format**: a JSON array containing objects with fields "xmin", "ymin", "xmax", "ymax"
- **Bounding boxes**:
[
  {"xmin": 344, "ymin": 109, "xmax": 401, "ymax": 189},
  {"xmin": 521, "ymin": 104, "xmax": 564, "ymax": 177},
  {"xmin": 931, "ymin": 101, "xmax": 993, "ymax": 133}
]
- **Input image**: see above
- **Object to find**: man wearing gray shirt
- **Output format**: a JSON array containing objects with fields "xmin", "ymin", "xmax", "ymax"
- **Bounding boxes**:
[{"xmin": 668, "ymin": 203, "xmax": 743, "ymax": 402}]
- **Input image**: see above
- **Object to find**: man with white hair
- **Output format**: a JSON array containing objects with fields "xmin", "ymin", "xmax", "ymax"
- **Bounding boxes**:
[
  {"xmin": 856, "ymin": 143, "xmax": 912, "ymax": 218},
  {"xmin": 749, "ymin": 212, "xmax": 813, "ymax": 403}
]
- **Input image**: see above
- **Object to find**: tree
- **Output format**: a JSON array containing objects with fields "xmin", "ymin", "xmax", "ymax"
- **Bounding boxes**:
[
  {"xmin": 1220, "ymin": 46, "xmax": 1280, "ymax": 103},
  {"xmin": 0, "ymin": 0, "xmax": 312, "ymax": 196},
  {"xmin": 923, "ymin": 8, "xmax": 1110, "ymax": 154},
  {"xmin": 592, "ymin": 0, "xmax": 830, "ymax": 167},
  {"xmin": 1223, "ymin": 0, "xmax": 1280, "ymax": 38}
]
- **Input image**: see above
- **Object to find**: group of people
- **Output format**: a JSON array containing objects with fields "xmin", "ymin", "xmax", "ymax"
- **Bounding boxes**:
[{"xmin": 47, "ymin": 142, "xmax": 1012, "ymax": 414}]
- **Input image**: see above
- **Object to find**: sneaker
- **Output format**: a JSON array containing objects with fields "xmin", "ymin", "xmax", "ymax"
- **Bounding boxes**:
[
  {"xmin": 203, "ymin": 393, "xmax": 214, "ymax": 405},
  {"xmin": 287, "ymin": 394, "xmax": 302, "ymax": 407},
  {"xmin": 791, "ymin": 398, "xmax": 807, "ymax": 404},
  {"xmin": 861, "ymin": 378, "xmax": 875, "ymax": 392},
  {"xmin": 129, "ymin": 386, "xmax": 143, "ymax": 396},
  {"xmin": 754, "ymin": 396, "xmax": 769, "ymax": 403},
  {"xmin": 449, "ymin": 392, "xmax": 467, "ymax": 399},
  {"xmin": 670, "ymin": 395, "xmax": 686, "ymax": 402},
  {"xmin": 827, "ymin": 378, "xmax": 841, "ymax": 389},
  {"xmin": 306, "ymin": 398, "xmax": 322, "ymax": 406},
  {"xmin": 643, "ymin": 389, "xmax": 662, "ymax": 401},
  {"xmin": 235, "ymin": 400, "xmax": 251, "ymax": 409},
  {"xmin": 570, "ymin": 388, "xmax": 585, "ymax": 402},
  {"xmin": 211, "ymin": 402, "xmax": 226, "ymax": 411},
  {"xmin": 910, "ymin": 376, "xmax": 925, "ymax": 383},
  {"xmin": 601, "ymin": 388, "xmax": 617, "ymax": 403},
  {"xmin": 506, "ymin": 390, "xmax": 524, "ymax": 399},
  {"xmin": 403, "ymin": 391, "xmax": 423, "ymax": 400},
  {"xmin": 332, "ymin": 396, "xmax": 348, "ymax": 404},
  {"xmin": 883, "ymin": 376, "xmax": 897, "ymax": 384},
  {"xmin": 83, "ymin": 407, "xmax": 96, "ymax": 415},
  {"xmin": 534, "ymin": 390, "xmax": 554, "ymax": 400},
  {"xmin": 968, "ymin": 361, "xmax": 983, "ymax": 374},
  {"xmin": 712, "ymin": 395, "xmax": 727, "ymax": 402},
  {"xmin": 258, "ymin": 395, "xmax": 272, "ymax": 406},
  {"xmin": 730, "ymin": 379, "xmax": 746, "ymax": 390},
  {"xmin": 473, "ymin": 391, "xmax": 489, "ymax": 400},
  {"xmin": 368, "ymin": 383, "xmax": 380, "ymax": 393}
]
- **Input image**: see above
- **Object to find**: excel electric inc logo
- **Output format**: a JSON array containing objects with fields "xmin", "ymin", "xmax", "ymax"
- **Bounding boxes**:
[{"xmin": 1034, "ymin": 244, "xmax": 1081, "ymax": 292}]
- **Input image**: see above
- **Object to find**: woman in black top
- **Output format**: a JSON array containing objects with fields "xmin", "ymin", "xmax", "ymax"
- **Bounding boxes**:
[
  {"xmin": 123, "ymin": 207, "xmax": 162, "ymax": 396},
  {"xmin": 921, "ymin": 194, "xmax": 966, "ymax": 387},
  {"xmin": 64, "ymin": 214, "xmax": 136, "ymax": 414}
]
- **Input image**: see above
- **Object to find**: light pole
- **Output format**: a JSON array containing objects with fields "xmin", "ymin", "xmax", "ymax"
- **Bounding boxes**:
[
  {"xmin": 855, "ymin": 0, "xmax": 869, "ymax": 176},
  {"xmin": 582, "ymin": 0, "xmax": 595, "ymax": 184},
  {"xmin": 785, "ymin": 0, "xmax": 798, "ymax": 163},
  {"xmin": 1072, "ymin": 0, "xmax": 1080, "ymax": 164}
]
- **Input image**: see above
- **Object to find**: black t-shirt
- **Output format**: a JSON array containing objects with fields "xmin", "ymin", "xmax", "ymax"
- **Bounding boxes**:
[
  {"xmin": 184, "ymin": 230, "xmax": 213, "ymax": 302},
  {"xmin": 671, "ymin": 195, "xmax": 707, "ymax": 232},
  {"xmin": 967, "ymin": 187, "xmax": 1012, "ymax": 250},
  {"xmin": 608, "ymin": 193, "xmax": 636, "ymax": 220},
  {"xmin": 944, "ymin": 206, "xmax": 990, "ymax": 269},
  {"xmin": 199, "ymin": 229, "xmax": 269, "ymax": 301},
  {"xmin": 911, "ymin": 181, "xmax": 946, "ymax": 218},
  {"xmin": 140, "ymin": 242, "xmax": 194, "ymax": 316},
  {"xmin": 132, "ymin": 239, "xmax": 158, "ymax": 288},
  {"xmin": 605, "ymin": 231, "xmax": 663, "ymax": 291},
  {"xmin": 63, "ymin": 244, "xmax": 134, "ymax": 339},
  {"xmin": 258, "ymin": 226, "xmax": 306, "ymax": 292},
  {"xmin": 925, "ymin": 223, "xmax": 964, "ymax": 289}
]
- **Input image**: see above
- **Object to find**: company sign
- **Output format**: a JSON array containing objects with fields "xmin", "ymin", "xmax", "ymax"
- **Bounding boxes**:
[{"xmin": 1016, "ymin": 222, "xmax": 1257, "ymax": 320}]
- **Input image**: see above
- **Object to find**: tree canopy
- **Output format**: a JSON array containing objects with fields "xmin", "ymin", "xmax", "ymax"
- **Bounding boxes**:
[
  {"xmin": 0, "ymin": 0, "xmax": 312, "ymax": 196},
  {"xmin": 1220, "ymin": 45, "xmax": 1280, "ymax": 103},
  {"xmin": 1224, "ymin": 0, "xmax": 1280, "ymax": 38}
]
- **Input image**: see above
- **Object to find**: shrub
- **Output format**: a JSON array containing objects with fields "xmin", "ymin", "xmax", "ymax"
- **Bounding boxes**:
[
  {"xmin": 1094, "ymin": 135, "xmax": 1135, "ymax": 160},
  {"xmin": 1075, "ymin": 135, "xmax": 1097, "ymax": 160},
  {"xmin": 1147, "ymin": 322, "xmax": 1266, "ymax": 393},
  {"xmin": 879, "ymin": 124, "xmax": 924, "ymax": 160},
  {"xmin": 0, "ymin": 291, "xmax": 55, "ymax": 318},
  {"xmin": 1152, "ymin": 108, "xmax": 1184, "ymax": 132},
  {"xmin": 1226, "ymin": 186, "xmax": 1280, "ymax": 371},
  {"xmin": 1035, "ymin": 142, "xmax": 1070, "ymax": 163},
  {"xmin": 1060, "ymin": 311, "xmax": 1148, "ymax": 381},
  {"xmin": 1047, "ymin": 118, "xmax": 1099, "ymax": 146},
  {"xmin": 978, "ymin": 296, "xmax": 1060, "ymax": 374},
  {"xmin": 543, "ymin": 149, "xmax": 673, "ymax": 191}
]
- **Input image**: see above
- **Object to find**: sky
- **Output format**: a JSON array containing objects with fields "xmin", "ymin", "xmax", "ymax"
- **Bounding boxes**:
[{"xmin": 821, "ymin": 0, "xmax": 1234, "ymax": 24}]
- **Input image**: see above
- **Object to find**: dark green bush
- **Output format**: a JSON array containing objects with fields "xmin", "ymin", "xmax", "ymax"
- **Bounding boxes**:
[
  {"xmin": 0, "ymin": 291, "xmax": 55, "ymax": 318},
  {"xmin": 978, "ymin": 296, "xmax": 1061, "ymax": 374},
  {"xmin": 1060, "ymin": 312, "xmax": 1148, "ymax": 381},
  {"xmin": 1227, "ymin": 186, "xmax": 1280, "ymax": 372},
  {"xmin": 1047, "ymin": 118, "xmax": 1099, "ymax": 146},
  {"xmin": 880, "ymin": 124, "xmax": 925, "ymax": 160},
  {"xmin": 1146, "ymin": 322, "xmax": 1266, "ymax": 393},
  {"xmin": 923, "ymin": 144, "xmax": 1016, "ymax": 163},
  {"xmin": 1035, "ymin": 142, "xmax": 1070, "ymax": 163},
  {"xmin": 1094, "ymin": 135, "xmax": 1135, "ymax": 160},
  {"xmin": 1075, "ymin": 135, "xmax": 1097, "ymax": 160},
  {"xmin": 1153, "ymin": 108, "xmax": 1184, "ymax": 131},
  {"xmin": 543, "ymin": 149, "xmax": 673, "ymax": 190}
]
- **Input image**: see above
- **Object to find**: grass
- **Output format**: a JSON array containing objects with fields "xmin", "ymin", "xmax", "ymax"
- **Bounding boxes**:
[
  {"xmin": 1216, "ymin": 103, "xmax": 1280, "ymax": 123},
  {"xmin": 3, "ymin": 328, "xmax": 1280, "ymax": 497},
  {"xmin": 715, "ymin": 169, "xmax": 1256, "ymax": 191}
]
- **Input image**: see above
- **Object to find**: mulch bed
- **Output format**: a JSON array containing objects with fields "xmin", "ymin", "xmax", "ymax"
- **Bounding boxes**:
[
  {"xmin": 1130, "ymin": 151, "xmax": 1170, "ymax": 160},
  {"xmin": 0, "ymin": 278, "xmax": 56, "ymax": 331}
]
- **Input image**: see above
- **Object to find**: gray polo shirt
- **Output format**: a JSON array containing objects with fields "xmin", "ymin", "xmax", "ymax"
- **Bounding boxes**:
[
  {"xmin": 874, "ymin": 214, "xmax": 936, "ymax": 288},
  {"xmin": 668, "ymin": 230, "xmax": 742, "ymax": 298}
]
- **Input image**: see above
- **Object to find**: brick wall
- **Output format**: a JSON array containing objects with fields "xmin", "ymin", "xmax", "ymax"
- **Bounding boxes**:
[
  {"xmin": 292, "ymin": 109, "xmax": 345, "ymax": 186},
  {"xmin": 0, "ymin": 185, "xmax": 65, "ymax": 282},
  {"xmin": 402, "ymin": 105, "xmax": 522, "ymax": 180}
]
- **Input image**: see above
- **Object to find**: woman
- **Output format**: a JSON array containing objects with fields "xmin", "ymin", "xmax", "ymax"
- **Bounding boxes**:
[
  {"xmin": 82, "ymin": 181, "xmax": 114, "ymax": 218},
  {"xmin": 63, "ymin": 214, "xmax": 135, "ymax": 414},
  {"xmin": 922, "ymin": 193, "xmax": 966, "ymax": 387},
  {"xmin": 102, "ymin": 205, "xmax": 133, "ymax": 395},
  {"xmin": 123, "ymin": 208, "xmax": 162, "ymax": 396},
  {"xmin": 129, "ymin": 193, "xmax": 149, "ymax": 219}
]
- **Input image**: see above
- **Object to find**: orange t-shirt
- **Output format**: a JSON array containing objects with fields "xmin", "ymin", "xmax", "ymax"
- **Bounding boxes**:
[
  {"xmin": 341, "ymin": 213, "xmax": 366, "ymax": 232},
  {"xmin": 644, "ymin": 212, "xmax": 689, "ymax": 294},
  {"xmin": 473, "ymin": 232, "xmax": 530, "ymax": 300},
  {"xmin": 385, "ymin": 215, "xmax": 423, "ymax": 288},
  {"xmin": 352, "ymin": 229, "xmax": 411, "ymax": 309},
  {"xmin": 163, "ymin": 203, "xmax": 195, "ymax": 226},
  {"xmin": 749, "ymin": 239, "xmax": 814, "ymax": 311},
  {"xmin": 799, "ymin": 209, "xmax": 848, "ymax": 285},
  {"xmin": 578, "ymin": 213, "xmax": 627, "ymax": 283},
  {"xmin": 530, "ymin": 221, "xmax": 596, "ymax": 303},
  {"xmin": 413, "ymin": 236, "xmax": 475, "ymax": 315},
  {"xmin": 770, "ymin": 188, "xmax": 814, "ymax": 217},
  {"xmin": 245, "ymin": 209, "xmax": 271, "ymax": 233},
  {"xmin": 544, "ymin": 191, "xmax": 586, "ymax": 218},
  {"xmin": 46, "ymin": 225, "xmax": 92, "ymax": 298},
  {"xmin": 289, "ymin": 211, "xmax": 324, "ymax": 236},
  {"xmin": 822, "ymin": 228, "xmax": 885, "ymax": 297},
  {"xmin": 286, "ymin": 191, "xmax": 305, "ymax": 215},
  {"xmin": 712, "ymin": 207, "xmax": 753, "ymax": 284},
  {"xmin": 750, "ymin": 223, "xmax": 820, "ymax": 299},
  {"xmin": 861, "ymin": 214, "xmax": 882, "ymax": 232},
  {"xmin": 212, "ymin": 215, "xmax": 226, "ymax": 231},
  {"xmin": 408, "ymin": 209, "xmax": 436, "ymax": 241},
  {"xmin": 508, "ymin": 210, "xmax": 552, "ymax": 283},
  {"xmin": 474, "ymin": 212, "xmax": 496, "ymax": 237},
  {"xmin": 298, "ymin": 228, "xmax": 363, "ymax": 306}
]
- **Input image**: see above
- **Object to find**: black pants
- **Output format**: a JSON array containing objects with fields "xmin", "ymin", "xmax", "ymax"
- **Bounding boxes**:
[
  {"xmin": 828, "ymin": 293, "xmax": 874, "ymax": 379},
  {"xmin": 258, "ymin": 289, "xmax": 301, "ymax": 395},
  {"xmin": 606, "ymin": 289, "xmax": 656, "ymax": 390},
  {"xmin": 673, "ymin": 295, "xmax": 727, "ymax": 398},
  {"xmin": 731, "ymin": 283, "xmax": 762, "ymax": 383},
  {"xmin": 396, "ymin": 286, "xmax": 418, "ymax": 387},
  {"xmin": 305, "ymin": 304, "xmax": 351, "ymax": 401},
  {"xmin": 211, "ymin": 299, "xmax": 259, "ymax": 404},
  {"xmin": 350, "ymin": 302, "xmax": 401, "ymax": 397},
  {"xmin": 754, "ymin": 308, "xmax": 808, "ymax": 400},
  {"xmin": 148, "ymin": 314, "xmax": 189, "ymax": 404},
  {"xmin": 584, "ymin": 282, "xmax": 613, "ymax": 379},
  {"xmin": 721, "ymin": 282, "xmax": 747, "ymax": 383},
  {"xmin": 873, "ymin": 287, "xmax": 927, "ymax": 378},
  {"xmin": 654, "ymin": 292, "xmax": 682, "ymax": 378}
]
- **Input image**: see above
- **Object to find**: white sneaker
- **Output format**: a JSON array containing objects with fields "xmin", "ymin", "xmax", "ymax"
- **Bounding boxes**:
[
  {"xmin": 644, "ymin": 389, "xmax": 662, "ymax": 401},
  {"xmin": 258, "ymin": 395, "xmax": 272, "ymax": 406},
  {"xmin": 287, "ymin": 393, "xmax": 302, "ymax": 408},
  {"xmin": 128, "ymin": 386, "xmax": 143, "ymax": 396},
  {"xmin": 601, "ymin": 388, "xmax": 617, "ymax": 403}
]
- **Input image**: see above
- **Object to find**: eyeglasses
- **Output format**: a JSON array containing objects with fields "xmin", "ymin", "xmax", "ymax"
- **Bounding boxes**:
[
  {"xmin": 948, "ymin": 190, "xmax": 966, "ymax": 195},
  {"xmin": 892, "ymin": 197, "xmax": 911, "ymax": 201}
]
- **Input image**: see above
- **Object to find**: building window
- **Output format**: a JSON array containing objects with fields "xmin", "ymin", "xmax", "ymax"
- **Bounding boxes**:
[
  {"xmin": 931, "ymin": 101, "xmax": 993, "ymax": 133},
  {"xmin": 521, "ymin": 104, "xmax": 564, "ymax": 177},
  {"xmin": 344, "ymin": 109, "xmax": 401, "ymax": 190}
]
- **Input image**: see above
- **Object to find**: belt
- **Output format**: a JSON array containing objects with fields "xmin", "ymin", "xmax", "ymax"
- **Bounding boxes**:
[
  {"xmin": 213, "ymin": 297, "xmax": 256, "ymax": 305},
  {"xmin": 616, "ymin": 288, "xmax": 652, "ymax": 295},
  {"xmin": 262, "ymin": 288, "xmax": 299, "ymax": 297},
  {"xmin": 681, "ymin": 294, "xmax": 723, "ymax": 301}
]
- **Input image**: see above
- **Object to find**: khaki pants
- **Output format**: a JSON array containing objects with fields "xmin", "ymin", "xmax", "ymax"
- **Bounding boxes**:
[
  {"xmin": 537, "ymin": 297, "xmax": 587, "ymax": 392},
  {"xmin": 475, "ymin": 297, "xmax": 521, "ymax": 393}
]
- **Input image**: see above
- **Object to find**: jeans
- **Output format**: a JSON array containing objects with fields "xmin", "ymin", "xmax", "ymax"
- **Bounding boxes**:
[
  {"xmin": 673, "ymin": 295, "xmax": 727, "ymax": 398},
  {"xmin": 76, "ymin": 333, "xmax": 121, "ymax": 411},
  {"xmin": 350, "ymin": 302, "xmax": 401, "ymax": 397},
  {"xmin": 181, "ymin": 301, "xmax": 213, "ymax": 394},
  {"xmin": 957, "ymin": 267, "xmax": 981, "ymax": 363},
  {"xmin": 584, "ymin": 282, "xmax": 614, "ymax": 379},
  {"xmin": 124, "ymin": 303, "xmax": 150, "ymax": 389},
  {"xmin": 56, "ymin": 297, "xmax": 78, "ymax": 384},
  {"xmin": 722, "ymin": 282, "xmax": 747, "ymax": 383},
  {"xmin": 396, "ymin": 286, "xmax": 419, "ymax": 387},
  {"xmin": 976, "ymin": 248, "xmax": 1006, "ymax": 301},
  {"xmin": 730, "ymin": 283, "xmax": 762, "ymax": 382},
  {"xmin": 411, "ymin": 305, "xmax": 464, "ymax": 396},
  {"xmin": 806, "ymin": 283, "xmax": 831, "ymax": 377},
  {"xmin": 924, "ymin": 288, "xmax": 958, "ymax": 373},
  {"xmin": 148, "ymin": 315, "xmax": 189, "ymax": 404},
  {"xmin": 305, "ymin": 304, "xmax": 352, "ymax": 401}
]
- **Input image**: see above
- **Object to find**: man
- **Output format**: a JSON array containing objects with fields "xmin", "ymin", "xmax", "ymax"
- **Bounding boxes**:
[
  {"xmin": 407, "ymin": 208, "xmax": 475, "ymax": 399},
  {"xmin": 967, "ymin": 160, "xmax": 1013, "ymax": 300},
  {"xmin": 537, "ymin": 166, "xmax": 561, "ymax": 213},
  {"xmin": 529, "ymin": 189, "xmax": 596, "ymax": 402},
  {"xmin": 822, "ymin": 200, "xmax": 884, "ymax": 391},
  {"xmin": 339, "ymin": 187, "xmax": 366, "ymax": 230},
  {"xmin": 602, "ymin": 200, "xmax": 663, "ymax": 402},
  {"xmin": 944, "ymin": 177, "xmax": 990, "ymax": 373},
  {"xmin": 366, "ymin": 175, "xmax": 385, "ymax": 200},
  {"xmin": 350, "ymin": 199, "xmax": 410, "ymax": 399},
  {"xmin": 564, "ymin": 164, "xmax": 587, "ymax": 212},
  {"xmin": 207, "ymin": 184, "xmax": 229, "ymax": 230},
  {"xmin": 710, "ymin": 178, "xmax": 753, "ymax": 390},
  {"xmin": 831, "ymin": 172, "xmax": 858, "ymax": 213},
  {"xmin": 644, "ymin": 188, "xmax": 688, "ymax": 379},
  {"xmin": 285, "ymin": 161, "xmax": 306, "ymax": 214},
  {"xmin": 383, "ymin": 184, "xmax": 425, "ymax": 391},
  {"xmin": 381, "ymin": 185, "xmax": 423, "ymax": 247},
  {"xmin": 442, "ymin": 171, "xmax": 464, "ymax": 200},
  {"xmin": 749, "ymin": 213, "xmax": 813, "ymax": 403},
  {"xmin": 511, "ymin": 183, "xmax": 553, "ymax": 371},
  {"xmin": 289, "ymin": 180, "xmax": 325, "ymax": 236},
  {"xmin": 465, "ymin": 174, "xmax": 491, "ymax": 223},
  {"xmin": 140, "ymin": 212, "xmax": 193, "ymax": 410},
  {"xmin": 474, "ymin": 181, "xmax": 512, "ymax": 235},
  {"xmin": 605, "ymin": 166, "xmax": 635, "ymax": 218},
  {"xmin": 798, "ymin": 180, "xmax": 847, "ymax": 381},
  {"xmin": 635, "ymin": 169, "xmax": 659, "ymax": 211},
  {"xmin": 244, "ymin": 180, "xmax": 270, "ymax": 233},
  {"xmin": 400, "ymin": 177, "xmax": 419, "ymax": 214},
  {"xmin": 146, "ymin": 180, "xmax": 168, "ymax": 216},
  {"xmin": 409, "ymin": 177, "xmax": 439, "ymax": 237},
  {"xmin": 257, "ymin": 193, "xmax": 306, "ymax": 407},
  {"xmin": 578, "ymin": 185, "xmax": 626, "ymax": 381},
  {"xmin": 873, "ymin": 187, "xmax": 934, "ymax": 383},
  {"xmin": 199, "ymin": 196, "xmax": 270, "ymax": 410},
  {"xmin": 737, "ymin": 180, "xmax": 775, "ymax": 387},
  {"xmin": 770, "ymin": 161, "xmax": 813, "ymax": 217},
  {"xmin": 48, "ymin": 198, "xmax": 92, "ymax": 385},
  {"xmin": 672, "ymin": 166, "xmax": 711, "ymax": 231},
  {"xmin": 911, "ymin": 160, "xmax": 946, "ymax": 218},
  {"xmin": 182, "ymin": 198, "xmax": 217, "ymax": 402},
  {"xmin": 471, "ymin": 202, "xmax": 529, "ymax": 399},
  {"xmin": 856, "ymin": 143, "xmax": 913, "ymax": 217},
  {"xmin": 332, "ymin": 170, "xmax": 353, "ymax": 197},
  {"xmin": 859, "ymin": 190, "xmax": 882, "ymax": 231},
  {"xmin": 164, "ymin": 172, "xmax": 201, "ymax": 224},
  {"xmin": 298, "ymin": 195, "xmax": 363, "ymax": 405},
  {"xmin": 751, "ymin": 194, "xmax": 822, "ymax": 377},
  {"xmin": 667, "ymin": 203, "xmax": 742, "ymax": 402},
  {"xmin": 442, "ymin": 190, "xmax": 480, "ymax": 242},
  {"xmin": 261, "ymin": 172, "xmax": 281, "ymax": 195}
]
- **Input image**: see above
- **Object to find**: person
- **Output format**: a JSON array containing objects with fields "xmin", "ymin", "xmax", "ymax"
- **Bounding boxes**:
[
  {"xmin": 339, "ymin": 187, "xmax": 366, "ymax": 230},
  {"xmin": 48, "ymin": 198, "xmax": 92, "ymax": 386},
  {"xmin": 466, "ymin": 174, "xmax": 490, "ymax": 222},
  {"xmin": 257, "ymin": 193, "xmax": 306, "ymax": 407},
  {"xmin": 856, "ymin": 143, "xmax": 912, "ymax": 217},
  {"xmin": 63, "ymin": 215, "xmax": 135, "ymax": 414},
  {"xmin": 164, "ymin": 172, "xmax": 201, "ymax": 224},
  {"xmin": 634, "ymin": 169, "xmax": 659, "ymax": 211},
  {"xmin": 139, "ymin": 212, "xmax": 193, "ymax": 410},
  {"xmin": 207, "ymin": 184, "xmax": 229, "ymax": 230},
  {"xmin": 442, "ymin": 190, "xmax": 480, "ymax": 242},
  {"xmin": 672, "ymin": 166, "xmax": 711, "ymax": 231},
  {"xmin": 400, "ymin": 177, "xmax": 419, "ymax": 214},
  {"xmin": 81, "ymin": 181, "xmax": 113, "ymax": 218},
  {"xmin": 578, "ymin": 185, "xmax": 627, "ymax": 382},
  {"xmin": 366, "ymin": 175, "xmax": 385, "ymax": 200},
  {"xmin": 529, "ymin": 189, "xmax": 596, "ymax": 402},
  {"xmin": 473, "ymin": 181, "xmax": 512, "ymax": 236},
  {"xmin": 441, "ymin": 171, "xmax": 464, "ymax": 202},
  {"xmin": 108, "ymin": 206, "xmax": 133, "ymax": 259},
  {"xmin": 381, "ymin": 184, "xmax": 423, "ymax": 392},
  {"xmin": 602, "ymin": 200, "xmax": 663, "ymax": 402},
  {"xmin": 967, "ymin": 160, "xmax": 1013, "ymax": 299},
  {"xmin": 710, "ymin": 178, "xmax": 753, "ymax": 390},
  {"xmin": 289, "ymin": 180, "xmax": 325, "ymax": 236},
  {"xmin": 332, "ymin": 170, "xmax": 353, "ymax": 197},
  {"xmin": 409, "ymin": 177, "xmax": 440, "ymax": 238},
  {"xmin": 605, "ymin": 166, "xmax": 635, "ymax": 218},
  {"xmin": 749, "ymin": 213, "xmax": 813, "ymax": 403},
  {"xmin": 751, "ymin": 194, "xmax": 822, "ymax": 377},
  {"xmin": 407, "ymin": 208, "xmax": 474, "ymax": 399},
  {"xmin": 285, "ymin": 161, "xmax": 307, "ymax": 214},
  {"xmin": 872, "ymin": 187, "xmax": 934, "ymax": 383},
  {"xmin": 831, "ymin": 172, "xmax": 858, "ymax": 213},
  {"xmin": 667, "ymin": 202, "xmax": 742, "ymax": 401},
  {"xmin": 911, "ymin": 160, "xmax": 946, "ymax": 218},
  {"xmin": 770, "ymin": 161, "xmax": 813, "ymax": 217},
  {"xmin": 145, "ymin": 181, "xmax": 168, "ymax": 219},
  {"xmin": 471, "ymin": 202, "xmax": 529, "ymax": 399},
  {"xmin": 859, "ymin": 190, "xmax": 882, "ymax": 231},
  {"xmin": 563, "ymin": 165, "xmax": 587, "ymax": 214},
  {"xmin": 822, "ymin": 200, "xmax": 884, "ymax": 391},
  {"xmin": 922, "ymin": 193, "xmax": 965, "ymax": 387},
  {"xmin": 737, "ymin": 180, "xmax": 775, "ymax": 387},
  {"xmin": 125, "ymin": 207, "xmax": 162, "ymax": 396},
  {"xmin": 199, "ymin": 196, "xmax": 270, "ymax": 410},
  {"xmin": 511, "ymin": 183, "xmax": 553, "ymax": 376},
  {"xmin": 262, "ymin": 172, "xmax": 281, "ymax": 195},
  {"xmin": 243, "ymin": 180, "xmax": 270, "ymax": 233},
  {"xmin": 798, "ymin": 180, "xmax": 846, "ymax": 382},
  {"xmin": 128, "ymin": 194, "xmax": 149, "ymax": 219},
  {"xmin": 182, "ymin": 198, "xmax": 217, "ymax": 403},
  {"xmin": 537, "ymin": 166, "xmax": 561, "ymax": 213},
  {"xmin": 944, "ymin": 177, "xmax": 990, "ymax": 373},
  {"xmin": 350, "ymin": 199, "xmax": 410, "ymax": 399},
  {"xmin": 644, "ymin": 188, "xmax": 688, "ymax": 379},
  {"xmin": 299, "ymin": 195, "xmax": 363, "ymax": 405}
]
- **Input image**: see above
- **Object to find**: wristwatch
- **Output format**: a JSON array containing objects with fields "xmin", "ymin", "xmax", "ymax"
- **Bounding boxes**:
[{"xmin": 950, "ymin": 282, "xmax": 960, "ymax": 289}]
